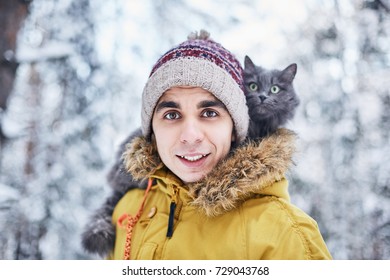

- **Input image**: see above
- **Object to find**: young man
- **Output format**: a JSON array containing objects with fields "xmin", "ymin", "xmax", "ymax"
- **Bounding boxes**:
[{"xmin": 107, "ymin": 31, "xmax": 332, "ymax": 259}]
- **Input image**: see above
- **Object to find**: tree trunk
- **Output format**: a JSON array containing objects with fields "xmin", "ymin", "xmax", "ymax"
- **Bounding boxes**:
[{"xmin": 0, "ymin": 0, "xmax": 31, "ymax": 140}]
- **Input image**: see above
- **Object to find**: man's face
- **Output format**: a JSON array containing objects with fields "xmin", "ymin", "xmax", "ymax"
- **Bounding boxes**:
[{"xmin": 152, "ymin": 86, "xmax": 235, "ymax": 183}]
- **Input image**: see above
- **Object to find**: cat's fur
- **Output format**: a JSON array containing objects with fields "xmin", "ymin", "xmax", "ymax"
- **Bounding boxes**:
[
  {"xmin": 81, "ymin": 128, "xmax": 144, "ymax": 256},
  {"xmin": 81, "ymin": 56, "xmax": 299, "ymax": 257},
  {"xmin": 243, "ymin": 55, "xmax": 299, "ymax": 139}
]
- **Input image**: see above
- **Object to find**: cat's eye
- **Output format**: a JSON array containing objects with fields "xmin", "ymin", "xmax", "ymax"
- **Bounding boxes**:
[
  {"xmin": 248, "ymin": 82, "xmax": 258, "ymax": 92},
  {"xmin": 270, "ymin": 85, "xmax": 280, "ymax": 94}
]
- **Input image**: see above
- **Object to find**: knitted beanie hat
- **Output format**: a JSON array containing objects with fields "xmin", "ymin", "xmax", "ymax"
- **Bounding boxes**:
[{"xmin": 142, "ymin": 30, "xmax": 249, "ymax": 144}]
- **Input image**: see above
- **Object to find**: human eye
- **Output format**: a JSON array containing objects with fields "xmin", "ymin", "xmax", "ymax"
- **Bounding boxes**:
[
  {"xmin": 201, "ymin": 110, "xmax": 218, "ymax": 118},
  {"xmin": 164, "ymin": 111, "xmax": 181, "ymax": 120}
]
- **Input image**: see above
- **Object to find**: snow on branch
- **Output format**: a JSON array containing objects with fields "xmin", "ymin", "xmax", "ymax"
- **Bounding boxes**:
[{"xmin": 16, "ymin": 41, "xmax": 75, "ymax": 63}]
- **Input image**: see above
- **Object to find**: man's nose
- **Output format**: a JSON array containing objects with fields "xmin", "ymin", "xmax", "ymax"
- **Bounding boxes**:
[{"xmin": 179, "ymin": 119, "xmax": 204, "ymax": 144}]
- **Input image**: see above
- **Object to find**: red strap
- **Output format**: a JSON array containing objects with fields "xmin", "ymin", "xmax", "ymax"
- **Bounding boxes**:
[{"xmin": 118, "ymin": 178, "xmax": 154, "ymax": 260}]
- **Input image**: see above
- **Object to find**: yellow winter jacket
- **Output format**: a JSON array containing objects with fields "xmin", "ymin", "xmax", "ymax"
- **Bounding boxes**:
[{"xmin": 109, "ymin": 129, "xmax": 332, "ymax": 260}]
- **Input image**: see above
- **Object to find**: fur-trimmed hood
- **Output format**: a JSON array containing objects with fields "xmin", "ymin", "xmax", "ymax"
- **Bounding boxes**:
[{"xmin": 123, "ymin": 128, "xmax": 297, "ymax": 217}]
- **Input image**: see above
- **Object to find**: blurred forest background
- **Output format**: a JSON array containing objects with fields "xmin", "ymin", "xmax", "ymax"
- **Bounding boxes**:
[{"xmin": 0, "ymin": 0, "xmax": 389, "ymax": 260}]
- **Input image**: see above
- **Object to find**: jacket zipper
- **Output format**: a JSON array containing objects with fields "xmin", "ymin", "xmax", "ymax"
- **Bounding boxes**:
[{"xmin": 166, "ymin": 185, "xmax": 179, "ymax": 238}]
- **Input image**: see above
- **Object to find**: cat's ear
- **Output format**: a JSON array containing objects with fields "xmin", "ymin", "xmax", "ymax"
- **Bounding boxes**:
[
  {"xmin": 244, "ymin": 55, "xmax": 256, "ymax": 71},
  {"xmin": 281, "ymin": 63, "xmax": 297, "ymax": 83}
]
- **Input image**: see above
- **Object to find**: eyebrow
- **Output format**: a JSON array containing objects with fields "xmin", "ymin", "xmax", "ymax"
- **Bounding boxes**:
[
  {"xmin": 155, "ymin": 101, "xmax": 180, "ymax": 113},
  {"xmin": 197, "ymin": 99, "xmax": 226, "ymax": 110},
  {"xmin": 154, "ymin": 98, "xmax": 227, "ymax": 113}
]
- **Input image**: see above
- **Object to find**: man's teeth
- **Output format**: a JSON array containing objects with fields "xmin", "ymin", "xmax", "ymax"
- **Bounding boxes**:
[{"xmin": 179, "ymin": 155, "xmax": 207, "ymax": 162}]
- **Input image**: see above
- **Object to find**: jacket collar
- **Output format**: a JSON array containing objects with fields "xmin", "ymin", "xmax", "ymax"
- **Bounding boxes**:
[{"xmin": 123, "ymin": 128, "xmax": 297, "ymax": 217}]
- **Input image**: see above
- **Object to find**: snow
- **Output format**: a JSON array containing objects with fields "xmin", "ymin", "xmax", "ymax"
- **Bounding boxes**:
[
  {"xmin": 16, "ymin": 41, "xmax": 75, "ymax": 63},
  {"xmin": 0, "ymin": 183, "xmax": 19, "ymax": 203}
]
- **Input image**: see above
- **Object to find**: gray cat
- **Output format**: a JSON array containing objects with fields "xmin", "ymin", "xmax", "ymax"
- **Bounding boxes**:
[
  {"xmin": 81, "ymin": 56, "xmax": 299, "ymax": 257},
  {"xmin": 244, "ymin": 55, "xmax": 300, "ymax": 139}
]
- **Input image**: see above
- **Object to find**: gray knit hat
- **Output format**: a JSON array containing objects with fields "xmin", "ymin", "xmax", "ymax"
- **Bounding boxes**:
[{"xmin": 142, "ymin": 30, "xmax": 249, "ymax": 144}]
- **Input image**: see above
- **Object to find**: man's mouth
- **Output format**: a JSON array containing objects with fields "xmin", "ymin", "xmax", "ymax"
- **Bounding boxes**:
[{"xmin": 178, "ymin": 154, "xmax": 209, "ymax": 162}]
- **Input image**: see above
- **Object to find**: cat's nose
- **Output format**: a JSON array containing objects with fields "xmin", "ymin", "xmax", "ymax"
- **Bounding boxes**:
[{"xmin": 259, "ymin": 95, "xmax": 267, "ymax": 103}]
